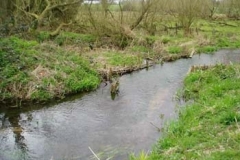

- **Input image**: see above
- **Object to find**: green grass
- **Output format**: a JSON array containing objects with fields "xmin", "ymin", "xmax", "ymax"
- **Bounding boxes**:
[
  {"xmin": 0, "ymin": 36, "xmax": 100, "ymax": 103},
  {"xmin": 197, "ymin": 45, "xmax": 218, "ymax": 53},
  {"xmin": 167, "ymin": 46, "xmax": 182, "ymax": 54},
  {"xmin": 131, "ymin": 64, "xmax": 240, "ymax": 160},
  {"xmin": 131, "ymin": 45, "xmax": 150, "ymax": 53},
  {"xmin": 104, "ymin": 51, "xmax": 142, "ymax": 67},
  {"xmin": 161, "ymin": 36, "xmax": 172, "ymax": 44},
  {"xmin": 34, "ymin": 31, "xmax": 97, "ymax": 46},
  {"xmin": 195, "ymin": 20, "xmax": 240, "ymax": 53},
  {"xmin": 54, "ymin": 32, "xmax": 96, "ymax": 45}
]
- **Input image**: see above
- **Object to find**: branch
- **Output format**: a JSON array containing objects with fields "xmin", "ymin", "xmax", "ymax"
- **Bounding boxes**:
[
  {"xmin": 130, "ymin": 0, "xmax": 152, "ymax": 30},
  {"xmin": 118, "ymin": 2, "xmax": 123, "ymax": 25},
  {"xmin": 50, "ymin": 21, "xmax": 72, "ymax": 37},
  {"xmin": 13, "ymin": 3, "xmax": 39, "ymax": 19},
  {"xmin": 41, "ymin": 0, "xmax": 51, "ymax": 16}
]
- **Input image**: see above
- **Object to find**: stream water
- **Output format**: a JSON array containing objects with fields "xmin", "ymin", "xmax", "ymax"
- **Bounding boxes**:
[{"xmin": 0, "ymin": 50, "xmax": 240, "ymax": 160}]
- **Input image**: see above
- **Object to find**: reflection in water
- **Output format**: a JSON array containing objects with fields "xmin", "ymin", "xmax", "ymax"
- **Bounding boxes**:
[
  {"xmin": 0, "ymin": 110, "xmax": 29, "ymax": 160},
  {"xmin": 0, "ymin": 50, "xmax": 240, "ymax": 160}
]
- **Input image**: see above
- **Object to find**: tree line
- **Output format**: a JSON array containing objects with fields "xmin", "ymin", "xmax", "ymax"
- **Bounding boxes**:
[{"xmin": 0, "ymin": 0, "xmax": 239, "ymax": 42}]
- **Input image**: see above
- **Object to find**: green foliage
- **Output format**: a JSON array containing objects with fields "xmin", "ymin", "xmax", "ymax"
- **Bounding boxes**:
[{"xmin": 167, "ymin": 46, "xmax": 182, "ymax": 54}]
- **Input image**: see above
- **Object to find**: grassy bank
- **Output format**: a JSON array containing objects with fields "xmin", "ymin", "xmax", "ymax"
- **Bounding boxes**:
[
  {"xmin": 131, "ymin": 64, "xmax": 240, "ymax": 160},
  {"xmin": 0, "ymin": 36, "xmax": 100, "ymax": 104},
  {"xmin": 30, "ymin": 20, "xmax": 240, "ymax": 70}
]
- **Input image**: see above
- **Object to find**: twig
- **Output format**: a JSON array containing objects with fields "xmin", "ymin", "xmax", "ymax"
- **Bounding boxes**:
[{"xmin": 88, "ymin": 147, "xmax": 100, "ymax": 160}]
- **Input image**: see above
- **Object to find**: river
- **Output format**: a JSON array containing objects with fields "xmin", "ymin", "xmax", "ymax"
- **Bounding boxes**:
[{"xmin": 0, "ymin": 49, "xmax": 240, "ymax": 160}]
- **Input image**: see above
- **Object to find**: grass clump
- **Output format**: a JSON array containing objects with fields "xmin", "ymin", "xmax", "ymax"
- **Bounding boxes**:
[
  {"xmin": 167, "ymin": 46, "xmax": 182, "ymax": 54},
  {"xmin": 36, "ymin": 31, "xmax": 50, "ymax": 42},
  {"xmin": 197, "ymin": 45, "xmax": 218, "ymax": 53},
  {"xmin": 161, "ymin": 36, "xmax": 172, "ymax": 44},
  {"xmin": 0, "ymin": 36, "xmax": 100, "ymax": 103},
  {"xmin": 132, "ymin": 64, "xmax": 240, "ymax": 160},
  {"xmin": 104, "ymin": 51, "xmax": 142, "ymax": 67}
]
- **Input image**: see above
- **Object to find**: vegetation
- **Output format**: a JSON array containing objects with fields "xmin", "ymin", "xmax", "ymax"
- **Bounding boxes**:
[
  {"xmin": 0, "ymin": 1, "xmax": 240, "ymax": 160},
  {"xmin": 131, "ymin": 64, "xmax": 240, "ymax": 160},
  {"xmin": 0, "ymin": 36, "xmax": 100, "ymax": 104},
  {"xmin": 0, "ymin": 0, "xmax": 240, "ymax": 104}
]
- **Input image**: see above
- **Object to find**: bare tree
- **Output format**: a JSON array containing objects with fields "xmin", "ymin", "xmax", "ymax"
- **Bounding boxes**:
[
  {"xmin": 221, "ymin": 0, "xmax": 240, "ymax": 19},
  {"xmin": 200, "ymin": 0, "xmax": 220, "ymax": 19},
  {"xmin": 76, "ymin": 0, "xmax": 155, "ymax": 47},
  {"xmin": 163, "ymin": 0, "xmax": 204, "ymax": 35}
]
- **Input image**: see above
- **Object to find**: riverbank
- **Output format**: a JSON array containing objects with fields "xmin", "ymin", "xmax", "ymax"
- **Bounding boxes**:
[
  {"xmin": 131, "ymin": 64, "xmax": 240, "ymax": 160},
  {"xmin": 1, "ymin": 19, "xmax": 240, "ymax": 105},
  {"xmin": 0, "ymin": 36, "xmax": 100, "ymax": 104}
]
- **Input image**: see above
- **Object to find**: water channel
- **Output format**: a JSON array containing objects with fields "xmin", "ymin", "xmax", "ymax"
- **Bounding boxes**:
[{"xmin": 0, "ymin": 50, "xmax": 240, "ymax": 160}]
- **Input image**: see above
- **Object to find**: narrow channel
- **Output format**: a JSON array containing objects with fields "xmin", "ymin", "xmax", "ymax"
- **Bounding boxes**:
[{"xmin": 0, "ymin": 50, "xmax": 239, "ymax": 160}]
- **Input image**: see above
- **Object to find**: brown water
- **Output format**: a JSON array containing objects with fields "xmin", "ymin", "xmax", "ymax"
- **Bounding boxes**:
[{"xmin": 0, "ymin": 50, "xmax": 240, "ymax": 160}]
